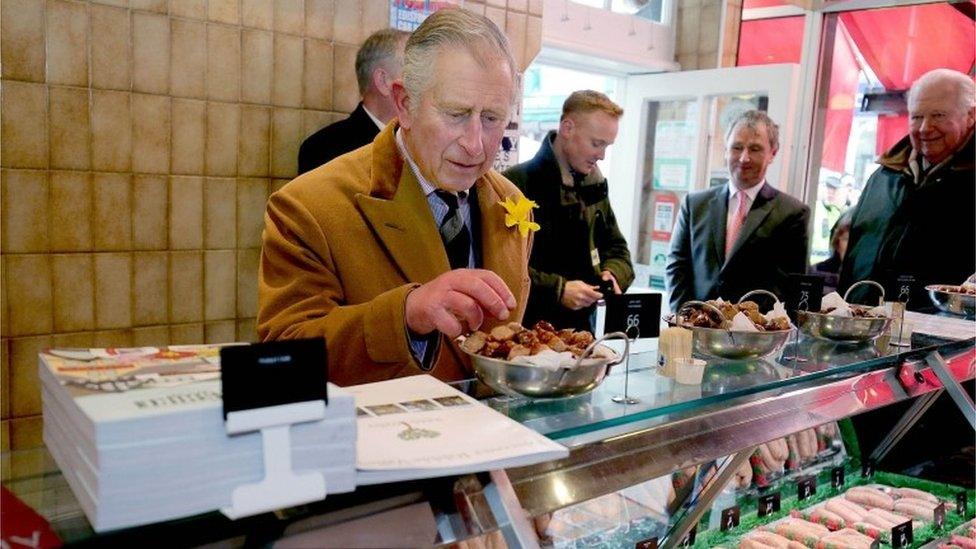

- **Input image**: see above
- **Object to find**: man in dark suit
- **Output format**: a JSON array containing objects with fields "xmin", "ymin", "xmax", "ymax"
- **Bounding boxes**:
[
  {"xmin": 298, "ymin": 28, "xmax": 409, "ymax": 174},
  {"xmin": 666, "ymin": 110, "xmax": 809, "ymax": 313}
]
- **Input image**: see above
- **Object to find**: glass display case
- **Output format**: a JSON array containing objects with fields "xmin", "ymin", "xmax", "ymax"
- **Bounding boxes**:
[{"xmin": 3, "ymin": 333, "xmax": 974, "ymax": 548}]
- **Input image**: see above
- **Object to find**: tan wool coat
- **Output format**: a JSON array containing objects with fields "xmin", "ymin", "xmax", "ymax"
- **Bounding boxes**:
[{"xmin": 258, "ymin": 123, "xmax": 531, "ymax": 386}]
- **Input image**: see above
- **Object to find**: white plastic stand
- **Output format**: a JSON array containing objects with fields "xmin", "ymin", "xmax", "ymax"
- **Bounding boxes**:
[{"xmin": 221, "ymin": 400, "xmax": 327, "ymax": 519}]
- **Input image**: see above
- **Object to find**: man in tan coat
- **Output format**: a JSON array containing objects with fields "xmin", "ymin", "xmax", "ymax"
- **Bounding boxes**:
[{"xmin": 258, "ymin": 9, "xmax": 531, "ymax": 386}]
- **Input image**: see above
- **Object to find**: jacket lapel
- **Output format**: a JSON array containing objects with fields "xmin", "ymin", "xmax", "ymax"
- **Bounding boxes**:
[
  {"xmin": 724, "ymin": 184, "xmax": 775, "ymax": 266},
  {"xmin": 707, "ymin": 186, "xmax": 729, "ymax": 267}
]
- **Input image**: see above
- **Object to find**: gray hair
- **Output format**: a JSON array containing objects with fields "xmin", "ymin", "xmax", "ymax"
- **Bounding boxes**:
[
  {"xmin": 355, "ymin": 28, "xmax": 410, "ymax": 96},
  {"xmin": 907, "ymin": 68, "xmax": 976, "ymax": 114},
  {"xmin": 726, "ymin": 110, "xmax": 780, "ymax": 151},
  {"xmin": 402, "ymin": 8, "xmax": 519, "ymax": 109}
]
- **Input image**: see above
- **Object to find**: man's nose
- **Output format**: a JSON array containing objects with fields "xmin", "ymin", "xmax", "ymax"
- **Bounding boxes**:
[
  {"xmin": 918, "ymin": 116, "xmax": 934, "ymax": 133},
  {"xmin": 458, "ymin": 117, "xmax": 484, "ymax": 157},
  {"xmin": 738, "ymin": 149, "xmax": 751, "ymax": 163}
]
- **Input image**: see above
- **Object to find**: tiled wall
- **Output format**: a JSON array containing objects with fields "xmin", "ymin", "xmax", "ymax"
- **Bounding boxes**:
[
  {"xmin": 0, "ymin": 0, "xmax": 543, "ymax": 455},
  {"xmin": 675, "ymin": 0, "xmax": 742, "ymax": 69}
]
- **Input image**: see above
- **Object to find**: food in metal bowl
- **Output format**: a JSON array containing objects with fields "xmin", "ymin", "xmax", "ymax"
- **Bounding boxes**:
[
  {"xmin": 678, "ymin": 300, "xmax": 791, "ymax": 332},
  {"xmin": 819, "ymin": 304, "xmax": 886, "ymax": 318},
  {"xmin": 929, "ymin": 284, "xmax": 976, "ymax": 296},
  {"xmin": 459, "ymin": 321, "xmax": 599, "ymax": 362}
]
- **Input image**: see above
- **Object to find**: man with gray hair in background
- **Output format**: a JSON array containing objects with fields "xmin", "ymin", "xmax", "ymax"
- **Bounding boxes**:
[
  {"xmin": 260, "ymin": 8, "xmax": 532, "ymax": 386},
  {"xmin": 298, "ymin": 28, "xmax": 409, "ymax": 174}
]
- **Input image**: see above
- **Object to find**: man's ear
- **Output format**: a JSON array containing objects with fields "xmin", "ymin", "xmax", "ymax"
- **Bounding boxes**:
[
  {"xmin": 391, "ymin": 81, "xmax": 412, "ymax": 129},
  {"xmin": 373, "ymin": 67, "xmax": 394, "ymax": 96},
  {"xmin": 558, "ymin": 116, "xmax": 574, "ymax": 138}
]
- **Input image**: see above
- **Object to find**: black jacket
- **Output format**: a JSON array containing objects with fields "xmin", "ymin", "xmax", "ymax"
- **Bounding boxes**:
[
  {"xmin": 298, "ymin": 103, "xmax": 380, "ymax": 174},
  {"xmin": 839, "ymin": 132, "xmax": 975, "ymax": 310},
  {"xmin": 503, "ymin": 132, "xmax": 634, "ymax": 331}
]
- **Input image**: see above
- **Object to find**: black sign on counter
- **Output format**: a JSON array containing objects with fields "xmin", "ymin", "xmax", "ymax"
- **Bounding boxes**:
[
  {"xmin": 957, "ymin": 491, "xmax": 968, "ymax": 515},
  {"xmin": 786, "ymin": 273, "xmax": 824, "ymax": 315},
  {"xmin": 758, "ymin": 492, "xmax": 781, "ymax": 517},
  {"xmin": 934, "ymin": 502, "xmax": 946, "ymax": 529},
  {"xmin": 869, "ymin": 540, "xmax": 880, "ymax": 549},
  {"xmin": 890, "ymin": 273, "xmax": 916, "ymax": 305},
  {"xmin": 220, "ymin": 338, "xmax": 328, "ymax": 420},
  {"xmin": 861, "ymin": 458, "xmax": 876, "ymax": 478},
  {"xmin": 831, "ymin": 467, "xmax": 845, "ymax": 490},
  {"xmin": 891, "ymin": 520, "xmax": 913, "ymax": 548},
  {"xmin": 634, "ymin": 537, "xmax": 658, "ymax": 549},
  {"xmin": 720, "ymin": 506, "xmax": 741, "ymax": 531},
  {"xmin": 796, "ymin": 476, "xmax": 817, "ymax": 501},
  {"xmin": 604, "ymin": 293, "xmax": 662, "ymax": 340}
]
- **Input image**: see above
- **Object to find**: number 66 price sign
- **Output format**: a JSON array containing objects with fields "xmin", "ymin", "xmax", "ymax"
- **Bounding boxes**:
[{"xmin": 603, "ymin": 293, "xmax": 662, "ymax": 405}]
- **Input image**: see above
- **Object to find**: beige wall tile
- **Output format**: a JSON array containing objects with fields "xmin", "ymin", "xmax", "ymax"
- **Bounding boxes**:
[
  {"xmin": 506, "ymin": 11, "xmax": 527, "ymax": 71},
  {"xmin": 362, "ymin": 0, "xmax": 387, "ymax": 38},
  {"xmin": 526, "ymin": 15, "xmax": 542, "ymax": 66},
  {"xmin": 332, "ymin": 43, "xmax": 358, "ymax": 114},
  {"xmin": 171, "ymin": 99, "xmax": 207, "ymax": 175},
  {"xmin": 275, "ymin": 0, "xmax": 304, "ymax": 35},
  {"xmin": 0, "ymin": 421, "xmax": 7, "ymax": 454},
  {"xmin": 236, "ymin": 248, "xmax": 260, "ymax": 317},
  {"xmin": 93, "ymin": 173, "xmax": 133, "ymax": 250},
  {"xmin": 1, "ymin": 81, "xmax": 48, "ymax": 169},
  {"xmin": 208, "ymin": 0, "xmax": 238, "ymax": 25},
  {"xmin": 170, "ymin": 0, "xmax": 206, "ymax": 19},
  {"xmin": 239, "ymin": 106, "xmax": 271, "ymax": 176},
  {"xmin": 51, "ymin": 331, "xmax": 93, "ymax": 349},
  {"xmin": 464, "ymin": 2, "xmax": 486, "ymax": 16},
  {"xmin": 1, "ymin": 0, "xmax": 46, "ymax": 82},
  {"xmin": 94, "ymin": 253, "xmax": 132, "ymax": 329},
  {"xmin": 528, "ymin": 0, "xmax": 542, "ymax": 15},
  {"xmin": 52, "ymin": 254, "xmax": 95, "ymax": 332},
  {"xmin": 170, "ymin": 18, "xmax": 207, "ymax": 99},
  {"xmin": 206, "ymin": 102, "xmax": 240, "ymax": 176},
  {"xmin": 169, "ymin": 176, "xmax": 204, "ymax": 249},
  {"xmin": 242, "ymin": 0, "xmax": 273, "ymax": 30},
  {"xmin": 304, "ymin": 40, "xmax": 334, "ymax": 111},
  {"xmin": 508, "ymin": 0, "xmax": 528, "ymax": 12},
  {"xmin": 46, "ymin": 0, "xmax": 88, "ymax": 86},
  {"xmin": 49, "ymin": 87, "xmax": 91, "ymax": 170},
  {"xmin": 132, "ymin": 325, "xmax": 170, "ymax": 346},
  {"xmin": 485, "ymin": 0, "xmax": 506, "ymax": 6},
  {"xmin": 303, "ymin": 110, "xmax": 339, "ymax": 141},
  {"xmin": 49, "ymin": 172, "xmax": 93, "ymax": 252},
  {"xmin": 236, "ymin": 178, "xmax": 268, "ymax": 249},
  {"xmin": 242, "ymin": 30, "xmax": 274, "ymax": 104},
  {"xmin": 271, "ymin": 109, "xmax": 301, "ymax": 178},
  {"xmin": 333, "ymin": 0, "xmax": 361, "ymax": 44},
  {"xmin": 484, "ymin": 7, "xmax": 506, "ymax": 38},
  {"xmin": 133, "ymin": 175, "xmax": 169, "ymax": 250},
  {"xmin": 1, "ymin": 340, "xmax": 9, "ymax": 418},
  {"xmin": 305, "ymin": 0, "xmax": 335, "ymax": 41},
  {"xmin": 271, "ymin": 178, "xmax": 290, "ymax": 194},
  {"xmin": 9, "ymin": 416, "xmax": 43, "ymax": 449},
  {"xmin": 204, "ymin": 177, "xmax": 236, "ymax": 248},
  {"xmin": 132, "ymin": 93, "xmax": 172, "ymax": 174},
  {"xmin": 273, "ymin": 34, "xmax": 304, "ymax": 107},
  {"xmin": 236, "ymin": 317, "xmax": 257, "ymax": 342},
  {"xmin": 6, "ymin": 256, "xmax": 52, "ymax": 336},
  {"xmin": 170, "ymin": 323, "xmax": 203, "ymax": 344},
  {"xmin": 676, "ymin": 52, "xmax": 697, "ymax": 70},
  {"xmin": 204, "ymin": 250, "xmax": 236, "ymax": 320},
  {"xmin": 91, "ymin": 90, "xmax": 132, "ymax": 172},
  {"xmin": 1, "ymin": 257, "xmax": 8, "ymax": 338},
  {"xmin": 169, "ymin": 251, "xmax": 203, "ymax": 323},
  {"xmin": 207, "ymin": 24, "xmax": 241, "ymax": 102},
  {"xmin": 133, "ymin": 252, "xmax": 169, "ymax": 325},
  {"xmin": 92, "ymin": 329, "xmax": 134, "ymax": 348},
  {"xmin": 133, "ymin": 12, "xmax": 170, "ymax": 94},
  {"xmin": 10, "ymin": 335, "xmax": 49, "ymax": 417},
  {"xmin": 91, "ymin": 4, "xmax": 131, "ymax": 90},
  {"xmin": 2, "ymin": 170, "xmax": 49, "ymax": 253},
  {"xmin": 130, "ymin": 0, "xmax": 168, "ymax": 12},
  {"xmin": 205, "ymin": 320, "xmax": 236, "ymax": 343}
]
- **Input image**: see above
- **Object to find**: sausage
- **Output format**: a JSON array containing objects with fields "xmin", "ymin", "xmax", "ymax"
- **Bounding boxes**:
[
  {"xmin": 769, "ymin": 438, "xmax": 790, "ymax": 462},
  {"xmin": 858, "ymin": 512, "xmax": 895, "ymax": 530},
  {"xmin": 739, "ymin": 539, "xmax": 778, "ymax": 549},
  {"xmin": 759, "ymin": 443, "xmax": 782, "ymax": 472},
  {"xmin": 747, "ymin": 531, "xmax": 795, "ymax": 548},
  {"xmin": 894, "ymin": 496, "xmax": 938, "ymax": 509},
  {"xmin": 949, "ymin": 535, "xmax": 976, "ymax": 549},
  {"xmin": 893, "ymin": 500, "xmax": 935, "ymax": 521},
  {"xmin": 831, "ymin": 497, "xmax": 869, "ymax": 517},
  {"xmin": 845, "ymin": 487, "xmax": 895, "ymax": 510},
  {"xmin": 773, "ymin": 517, "xmax": 830, "ymax": 543},
  {"xmin": 820, "ymin": 528, "xmax": 875, "ymax": 549},
  {"xmin": 850, "ymin": 522, "xmax": 881, "ymax": 539},
  {"xmin": 786, "ymin": 435, "xmax": 801, "ymax": 470},
  {"xmin": 809, "ymin": 507, "xmax": 846, "ymax": 529},
  {"xmin": 825, "ymin": 499, "xmax": 864, "ymax": 523},
  {"xmin": 868, "ymin": 507, "xmax": 911, "ymax": 525},
  {"xmin": 892, "ymin": 487, "xmax": 939, "ymax": 503}
]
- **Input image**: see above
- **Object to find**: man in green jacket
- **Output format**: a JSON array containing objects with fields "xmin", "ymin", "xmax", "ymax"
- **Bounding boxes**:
[{"xmin": 503, "ymin": 90, "xmax": 634, "ymax": 331}]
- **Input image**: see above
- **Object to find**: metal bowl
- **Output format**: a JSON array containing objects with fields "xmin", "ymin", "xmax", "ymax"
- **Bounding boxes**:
[
  {"xmin": 665, "ymin": 316, "xmax": 792, "ymax": 359},
  {"xmin": 926, "ymin": 285, "xmax": 976, "ymax": 317},
  {"xmin": 797, "ymin": 310, "xmax": 892, "ymax": 342},
  {"xmin": 459, "ymin": 332, "xmax": 629, "ymax": 399}
]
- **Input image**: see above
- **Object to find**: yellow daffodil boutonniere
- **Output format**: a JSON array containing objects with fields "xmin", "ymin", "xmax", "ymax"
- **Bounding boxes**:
[{"xmin": 499, "ymin": 196, "xmax": 540, "ymax": 238}]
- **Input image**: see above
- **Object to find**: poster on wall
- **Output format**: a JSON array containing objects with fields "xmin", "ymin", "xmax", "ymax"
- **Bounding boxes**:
[
  {"xmin": 652, "ymin": 193, "xmax": 679, "ymax": 240},
  {"xmin": 652, "ymin": 121, "xmax": 696, "ymax": 191},
  {"xmin": 648, "ymin": 241, "xmax": 670, "ymax": 280},
  {"xmin": 390, "ymin": 0, "xmax": 460, "ymax": 31}
]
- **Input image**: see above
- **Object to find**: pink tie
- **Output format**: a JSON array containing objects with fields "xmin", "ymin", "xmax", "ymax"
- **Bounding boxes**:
[{"xmin": 725, "ymin": 191, "xmax": 750, "ymax": 257}]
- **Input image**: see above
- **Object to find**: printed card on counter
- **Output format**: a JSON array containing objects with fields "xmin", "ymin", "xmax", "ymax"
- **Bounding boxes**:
[{"xmin": 349, "ymin": 375, "xmax": 568, "ymax": 485}]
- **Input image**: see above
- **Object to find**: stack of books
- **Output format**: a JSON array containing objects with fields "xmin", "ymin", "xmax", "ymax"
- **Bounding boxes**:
[{"xmin": 39, "ymin": 345, "xmax": 356, "ymax": 532}]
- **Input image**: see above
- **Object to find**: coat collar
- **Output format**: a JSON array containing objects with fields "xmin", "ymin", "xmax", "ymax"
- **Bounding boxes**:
[{"xmin": 878, "ymin": 130, "xmax": 975, "ymax": 186}]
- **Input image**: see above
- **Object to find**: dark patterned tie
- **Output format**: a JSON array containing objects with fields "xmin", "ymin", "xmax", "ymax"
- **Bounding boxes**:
[{"xmin": 434, "ymin": 190, "xmax": 472, "ymax": 269}]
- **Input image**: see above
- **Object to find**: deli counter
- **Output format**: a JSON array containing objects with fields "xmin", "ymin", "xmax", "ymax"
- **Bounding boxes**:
[{"xmin": 3, "ymin": 330, "xmax": 975, "ymax": 548}]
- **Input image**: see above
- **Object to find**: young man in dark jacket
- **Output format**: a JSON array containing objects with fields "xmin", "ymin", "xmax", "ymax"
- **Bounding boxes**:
[{"xmin": 503, "ymin": 90, "xmax": 634, "ymax": 331}]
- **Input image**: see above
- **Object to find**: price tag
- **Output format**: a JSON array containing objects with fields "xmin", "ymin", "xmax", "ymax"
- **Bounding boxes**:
[
  {"xmin": 758, "ymin": 492, "xmax": 781, "ymax": 517},
  {"xmin": 720, "ymin": 505, "xmax": 741, "ymax": 531},
  {"xmin": 796, "ymin": 476, "xmax": 816, "ymax": 501},
  {"xmin": 635, "ymin": 537, "xmax": 658, "ymax": 549},
  {"xmin": 678, "ymin": 525, "xmax": 696, "ymax": 547},
  {"xmin": 891, "ymin": 519, "xmax": 913, "ymax": 548},
  {"xmin": 957, "ymin": 491, "xmax": 968, "ymax": 515},
  {"xmin": 861, "ymin": 459, "xmax": 875, "ymax": 478},
  {"xmin": 892, "ymin": 274, "xmax": 916, "ymax": 305},
  {"xmin": 934, "ymin": 502, "xmax": 946, "ymax": 529},
  {"xmin": 786, "ymin": 273, "xmax": 824, "ymax": 314},
  {"xmin": 220, "ymin": 338, "xmax": 328, "ymax": 419},
  {"xmin": 604, "ymin": 293, "xmax": 662, "ymax": 340},
  {"xmin": 831, "ymin": 466, "xmax": 845, "ymax": 489}
]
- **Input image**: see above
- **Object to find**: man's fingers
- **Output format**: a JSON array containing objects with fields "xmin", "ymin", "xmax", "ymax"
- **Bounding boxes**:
[
  {"xmin": 447, "ymin": 271, "xmax": 513, "ymax": 320},
  {"xmin": 445, "ymin": 291, "xmax": 485, "ymax": 332},
  {"xmin": 431, "ymin": 308, "xmax": 464, "ymax": 339},
  {"xmin": 467, "ymin": 269, "xmax": 516, "ymax": 309}
]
